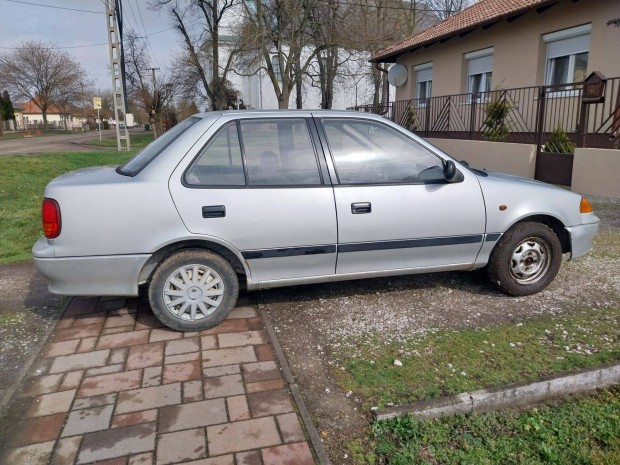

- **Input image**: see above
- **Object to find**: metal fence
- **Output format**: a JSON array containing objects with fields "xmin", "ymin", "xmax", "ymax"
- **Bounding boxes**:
[{"xmin": 350, "ymin": 76, "xmax": 620, "ymax": 150}]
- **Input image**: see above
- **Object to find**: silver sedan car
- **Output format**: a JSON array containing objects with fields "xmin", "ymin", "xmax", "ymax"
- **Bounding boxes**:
[{"xmin": 33, "ymin": 110, "xmax": 599, "ymax": 331}]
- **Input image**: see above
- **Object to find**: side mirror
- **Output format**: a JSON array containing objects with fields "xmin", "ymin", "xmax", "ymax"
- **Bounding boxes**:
[{"xmin": 444, "ymin": 160, "xmax": 459, "ymax": 182}]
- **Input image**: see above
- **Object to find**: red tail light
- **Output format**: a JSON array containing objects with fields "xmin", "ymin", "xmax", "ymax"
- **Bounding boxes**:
[{"xmin": 42, "ymin": 198, "xmax": 61, "ymax": 239}]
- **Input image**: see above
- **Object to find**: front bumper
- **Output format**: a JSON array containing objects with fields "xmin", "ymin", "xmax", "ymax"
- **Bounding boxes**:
[
  {"xmin": 32, "ymin": 237, "xmax": 150, "ymax": 296},
  {"xmin": 566, "ymin": 218, "xmax": 600, "ymax": 259}
]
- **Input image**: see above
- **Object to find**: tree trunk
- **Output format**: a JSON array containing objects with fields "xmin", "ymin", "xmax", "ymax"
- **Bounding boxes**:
[
  {"xmin": 278, "ymin": 87, "xmax": 291, "ymax": 109},
  {"xmin": 151, "ymin": 113, "xmax": 160, "ymax": 139},
  {"xmin": 43, "ymin": 111, "xmax": 48, "ymax": 130},
  {"xmin": 372, "ymin": 67, "xmax": 382, "ymax": 106},
  {"xmin": 0, "ymin": 116, "xmax": 4, "ymax": 137},
  {"xmin": 324, "ymin": 46, "xmax": 337, "ymax": 110},
  {"xmin": 295, "ymin": 58, "xmax": 303, "ymax": 109},
  {"xmin": 211, "ymin": 0, "xmax": 221, "ymax": 111}
]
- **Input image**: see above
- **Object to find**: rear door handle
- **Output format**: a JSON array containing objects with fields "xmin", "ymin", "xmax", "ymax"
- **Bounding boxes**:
[
  {"xmin": 351, "ymin": 202, "xmax": 371, "ymax": 214},
  {"xmin": 202, "ymin": 205, "xmax": 226, "ymax": 218}
]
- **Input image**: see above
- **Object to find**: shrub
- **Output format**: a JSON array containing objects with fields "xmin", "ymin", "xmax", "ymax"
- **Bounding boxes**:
[
  {"xmin": 544, "ymin": 126, "xmax": 575, "ymax": 154},
  {"xmin": 402, "ymin": 104, "xmax": 419, "ymax": 132},
  {"xmin": 483, "ymin": 91, "xmax": 512, "ymax": 142}
]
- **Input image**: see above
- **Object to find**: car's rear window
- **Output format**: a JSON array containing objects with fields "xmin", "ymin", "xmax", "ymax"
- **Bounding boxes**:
[{"xmin": 117, "ymin": 117, "xmax": 200, "ymax": 176}]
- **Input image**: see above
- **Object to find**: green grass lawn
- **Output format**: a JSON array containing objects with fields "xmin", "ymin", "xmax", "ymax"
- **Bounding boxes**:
[
  {"xmin": 337, "ymin": 306, "xmax": 620, "ymax": 464},
  {"xmin": 339, "ymin": 307, "xmax": 620, "ymax": 464},
  {"xmin": 335, "ymin": 307, "xmax": 620, "ymax": 408},
  {"xmin": 88, "ymin": 133, "xmax": 153, "ymax": 147},
  {"xmin": 0, "ymin": 151, "xmax": 133, "ymax": 264},
  {"xmin": 370, "ymin": 387, "xmax": 620, "ymax": 465}
]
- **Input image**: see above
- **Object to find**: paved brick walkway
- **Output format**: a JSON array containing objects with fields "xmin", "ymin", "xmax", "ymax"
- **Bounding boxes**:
[{"xmin": 1, "ymin": 296, "xmax": 317, "ymax": 465}]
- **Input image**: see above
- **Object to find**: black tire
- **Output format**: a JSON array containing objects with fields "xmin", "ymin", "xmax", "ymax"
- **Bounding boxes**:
[
  {"xmin": 487, "ymin": 222, "xmax": 562, "ymax": 296},
  {"xmin": 148, "ymin": 249, "xmax": 239, "ymax": 331}
]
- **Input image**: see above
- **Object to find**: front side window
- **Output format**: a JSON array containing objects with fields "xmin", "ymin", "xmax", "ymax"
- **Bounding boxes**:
[
  {"xmin": 239, "ymin": 119, "xmax": 321, "ymax": 186},
  {"xmin": 544, "ymin": 25, "xmax": 590, "ymax": 86},
  {"xmin": 465, "ymin": 48, "xmax": 494, "ymax": 101},
  {"xmin": 185, "ymin": 122, "xmax": 245, "ymax": 186},
  {"xmin": 322, "ymin": 119, "xmax": 445, "ymax": 185}
]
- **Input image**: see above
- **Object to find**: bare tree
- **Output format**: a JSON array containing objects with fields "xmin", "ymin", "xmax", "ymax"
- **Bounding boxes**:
[
  {"xmin": 152, "ymin": 0, "xmax": 239, "ymax": 110},
  {"xmin": 0, "ymin": 41, "xmax": 88, "ymax": 129},
  {"xmin": 238, "ymin": 0, "xmax": 330, "ymax": 109},
  {"xmin": 347, "ymin": 1, "xmax": 429, "ymax": 107},
  {"xmin": 424, "ymin": 0, "xmax": 472, "ymax": 20},
  {"xmin": 124, "ymin": 32, "xmax": 179, "ymax": 137}
]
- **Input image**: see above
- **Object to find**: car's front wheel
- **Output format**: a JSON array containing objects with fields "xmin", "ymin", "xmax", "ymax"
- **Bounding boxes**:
[
  {"xmin": 487, "ymin": 222, "xmax": 562, "ymax": 296},
  {"xmin": 148, "ymin": 249, "xmax": 239, "ymax": 331}
]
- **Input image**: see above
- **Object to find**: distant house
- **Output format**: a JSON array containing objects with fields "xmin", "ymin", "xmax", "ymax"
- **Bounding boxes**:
[
  {"xmin": 372, "ymin": 0, "xmax": 620, "ymax": 100},
  {"xmin": 12, "ymin": 105, "xmax": 24, "ymax": 129},
  {"xmin": 19, "ymin": 97, "xmax": 88, "ymax": 130}
]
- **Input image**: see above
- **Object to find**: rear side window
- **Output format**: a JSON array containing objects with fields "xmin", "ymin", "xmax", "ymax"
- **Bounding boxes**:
[
  {"xmin": 118, "ymin": 116, "xmax": 200, "ymax": 176},
  {"xmin": 239, "ymin": 119, "xmax": 321, "ymax": 186},
  {"xmin": 185, "ymin": 123, "xmax": 245, "ymax": 186}
]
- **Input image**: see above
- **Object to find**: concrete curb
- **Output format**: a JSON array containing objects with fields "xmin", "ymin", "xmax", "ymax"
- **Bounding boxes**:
[
  {"xmin": 376, "ymin": 362, "xmax": 620, "ymax": 421},
  {"xmin": 0, "ymin": 296, "xmax": 70, "ymax": 417},
  {"xmin": 257, "ymin": 303, "xmax": 332, "ymax": 465}
]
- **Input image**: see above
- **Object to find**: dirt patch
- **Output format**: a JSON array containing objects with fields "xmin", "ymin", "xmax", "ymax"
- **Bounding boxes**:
[
  {"xmin": 261, "ymin": 196, "xmax": 620, "ymax": 464},
  {"xmin": 0, "ymin": 262, "xmax": 66, "ymax": 404}
]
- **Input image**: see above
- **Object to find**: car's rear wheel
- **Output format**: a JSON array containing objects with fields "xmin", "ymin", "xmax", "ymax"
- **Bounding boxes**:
[
  {"xmin": 148, "ymin": 249, "xmax": 239, "ymax": 331},
  {"xmin": 487, "ymin": 222, "xmax": 562, "ymax": 296}
]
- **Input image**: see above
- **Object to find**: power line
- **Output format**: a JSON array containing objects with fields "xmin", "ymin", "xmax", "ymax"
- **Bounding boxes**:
[
  {"xmin": 130, "ymin": 0, "xmax": 160, "ymax": 68},
  {"xmin": 5, "ymin": 0, "xmax": 103, "ymax": 13},
  {"xmin": 0, "ymin": 42, "xmax": 109, "ymax": 50}
]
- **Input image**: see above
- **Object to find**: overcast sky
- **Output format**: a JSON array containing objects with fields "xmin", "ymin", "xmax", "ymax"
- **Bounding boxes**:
[{"xmin": 0, "ymin": 0, "xmax": 183, "ymax": 90}]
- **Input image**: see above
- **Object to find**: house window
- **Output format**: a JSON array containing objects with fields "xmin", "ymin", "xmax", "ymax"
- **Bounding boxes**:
[
  {"xmin": 413, "ymin": 62, "xmax": 432, "ymax": 103},
  {"xmin": 271, "ymin": 55, "xmax": 282, "ymax": 82},
  {"xmin": 465, "ymin": 47, "xmax": 494, "ymax": 99},
  {"xmin": 543, "ymin": 24, "xmax": 590, "ymax": 86}
]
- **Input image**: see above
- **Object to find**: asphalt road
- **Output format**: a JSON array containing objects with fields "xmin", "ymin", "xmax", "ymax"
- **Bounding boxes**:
[{"xmin": 0, "ymin": 130, "xmax": 116, "ymax": 155}]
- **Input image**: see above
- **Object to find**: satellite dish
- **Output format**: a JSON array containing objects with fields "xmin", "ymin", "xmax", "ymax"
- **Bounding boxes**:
[{"xmin": 388, "ymin": 64, "xmax": 408, "ymax": 87}]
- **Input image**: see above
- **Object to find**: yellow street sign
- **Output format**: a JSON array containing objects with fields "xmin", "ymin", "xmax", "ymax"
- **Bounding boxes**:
[{"xmin": 93, "ymin": 97, "xmax": 102, "ymax": 110}]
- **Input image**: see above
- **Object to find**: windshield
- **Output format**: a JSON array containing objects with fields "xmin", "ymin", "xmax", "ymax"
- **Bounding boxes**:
[{"xmin": 117, "ymin": 116, "xmax": 200, "ymax": 176}]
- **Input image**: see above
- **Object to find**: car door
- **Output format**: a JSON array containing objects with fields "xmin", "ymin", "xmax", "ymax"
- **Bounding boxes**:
[
  {"xmin": 169, "ymin": 115, "xmax": 337, "ymax": 282},
  {"xmin": 316, "ymin": 116, "xmax": 486, "ymax": 275}
]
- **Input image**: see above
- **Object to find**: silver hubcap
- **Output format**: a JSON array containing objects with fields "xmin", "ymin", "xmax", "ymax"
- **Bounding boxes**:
[
  {"xmin": 509, "ymin": 237, "xmax": 551, "ymax": 284},
  {"xmin": 162, "ymin": 264, "xmax": 225, "ymax": 321}
]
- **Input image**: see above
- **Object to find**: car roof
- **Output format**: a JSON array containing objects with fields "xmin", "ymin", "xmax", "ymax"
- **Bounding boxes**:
[{"xmin": 194, "ymin": 109, "xmax": 385, "ymax": 120}]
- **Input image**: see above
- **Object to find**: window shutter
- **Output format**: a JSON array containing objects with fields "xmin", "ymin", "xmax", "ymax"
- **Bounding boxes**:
[
  {"xmin": 416, "ymin": 67, "xmax": 432, "ymax": 83},
  {"xmin": 467, "ymin": 54, "xmax": 493, "ymax": 76},
  {"xmin": 546, "ymin": 34, "xmax": 590, "ymax": 59}
]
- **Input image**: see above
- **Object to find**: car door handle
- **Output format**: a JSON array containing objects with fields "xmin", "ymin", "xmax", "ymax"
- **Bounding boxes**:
[
  {"xmin": 202, "ymin": 205, "xmax": 226, "ymax": 218},
  {"xmin": 351, "ymin": 202, "xmax": 372, "ymax": 214}
]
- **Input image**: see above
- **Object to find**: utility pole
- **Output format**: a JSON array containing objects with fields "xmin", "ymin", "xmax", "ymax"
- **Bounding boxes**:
[{"xmin": 104, "ymin": 0, "xmax": 131, "ymax": 151}]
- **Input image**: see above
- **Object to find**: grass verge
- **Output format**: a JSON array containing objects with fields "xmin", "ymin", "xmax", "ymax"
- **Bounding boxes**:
[
  {"xmin": 0, "ymin": 151, "xmax": 133, "ymax": 264},
  {"xmin": 88, "ymin": 133, "xmax": 153, "ymax": 147},
  {"xmin": 337, "ymin": 307, "xmax": 620, "ymax": 464},
  {"xmin": 371, "ymin": 386, "xmax": 620, "ymax": 465},
  {"xmin": 334, "ymin": 307, "xmax": 620, "ymax": 408}
]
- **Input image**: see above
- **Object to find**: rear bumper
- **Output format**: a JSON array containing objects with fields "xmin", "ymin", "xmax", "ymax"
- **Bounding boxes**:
[
  {"xmin": 566, "ymin": 218, "xmax": 600, "ymax": 259},
  {"xmin": 32, "ymin": 238, "xmax": 150, "ymax": 296}
]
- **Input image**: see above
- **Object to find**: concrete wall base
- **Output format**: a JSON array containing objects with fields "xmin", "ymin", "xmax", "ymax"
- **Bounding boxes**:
[
  {"xmin": 572, "ymin": 148, "xmax": 620, "ymax": 199},
  {"xmin": 426, "ymin": 138, "xmax": 537, "ymax": 179}
]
